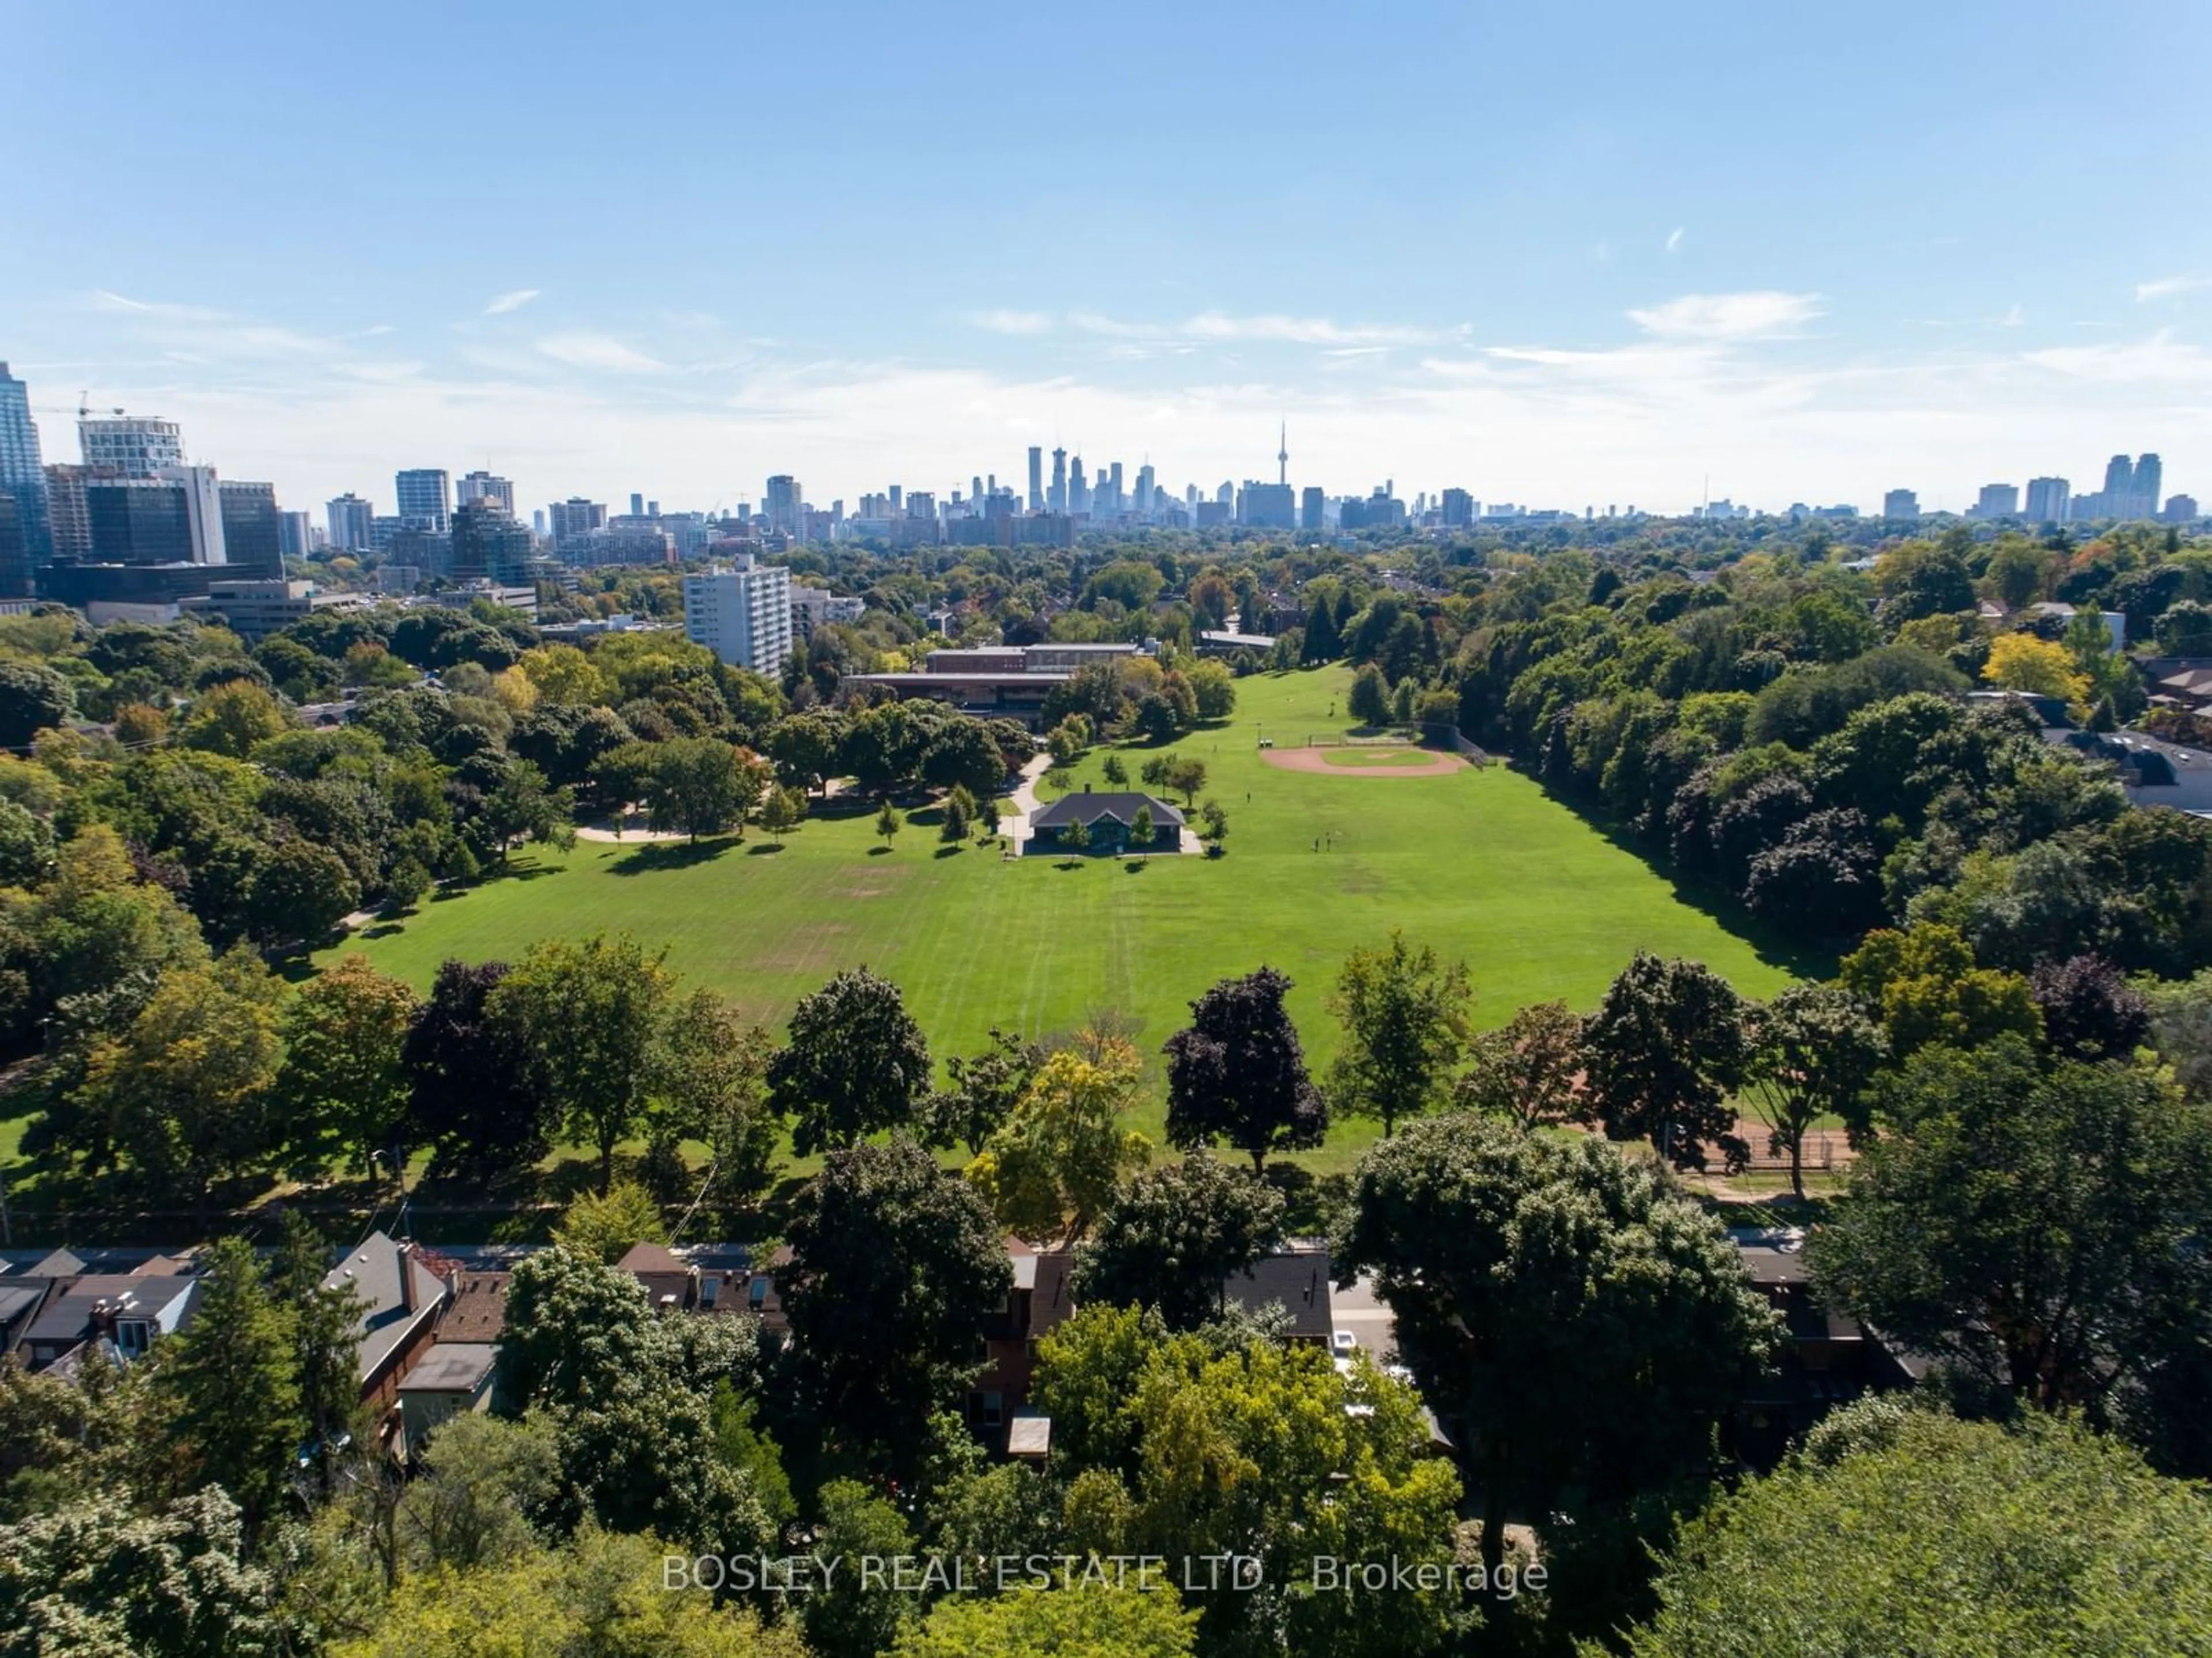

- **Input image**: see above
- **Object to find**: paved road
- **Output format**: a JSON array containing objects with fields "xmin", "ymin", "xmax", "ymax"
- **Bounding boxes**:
[{"xmin": 1332, "ymin": 1273, "xmax": 1399, "ymax": 1362}]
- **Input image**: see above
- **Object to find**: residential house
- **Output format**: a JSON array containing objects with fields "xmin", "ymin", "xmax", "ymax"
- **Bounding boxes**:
[
  {"xmin": 0, "ymin": 1276, "xmax": 56, "ymax": 1358},
  {"xmin": 324, "ymin": 1231, "xmax": 449, "ymax": 1422},
  {"xmin": 969, "ymin": 1243, "xmax": 1077, "ymax": 1445},
  {"xmin": 1728, "ymin": 1228, "xmax": 1916, "ymax": 1469},
  {"xmin": 17, "ymin": 1260, "xmax": 201, "ymax": 1372},
  {"xmin": 1222, "ymin": 1243, "xmax": 1336, "ymax": 1345},
  {"xmin": 396, "ymin": 1343, "xmax": 499, "ymax": 1452},
  {"xmin": 434, "ymin": 1270, "xmax": 512, "ymax": 1346},
  {"xmin": 619, "ymin": 1241, "xmax": 697, "ymax": 1313}
]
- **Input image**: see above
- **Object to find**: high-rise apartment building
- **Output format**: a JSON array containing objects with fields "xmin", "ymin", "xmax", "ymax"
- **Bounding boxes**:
[
  {"xmin": 1238, "ymin": 482, "xmax": 1296, "ymax": 529},
  {"xmin": 2165, "ymin": 495, "xmax": 2200, "ymax": 524},
  {"xmin": 395, "ymin": 468, "xmax": 451, "ymax": 531},
  {"xmin": 327, "ymin": 493, "xmax": 375, "ymax": 552},
  {"xmin": 0, "ymin": 491, "xmax": 25, "ymax": 600},
  {"xmin": 87, "ymin": 468, "xmax": 228, "ymax": 566},
  {"xmin": 1068, "ymin": 457, "xmax": 1089, "ymax": 516},
  {"xmin": 1048, "ymin": 447, "xmax": 1067, "ymax": 513},
  {"xmin": 2025, "ymin": 476, "xmax": 2070, "ymax": 523},
  {"xmin": 1882, "ymin": 488, "xmax": 1919, "ymax": 520},
  {"xmin": 2136, "ymin": 454, "xmax": 2164, "ymax": 518},
  {"xmin": 1971, "ymin": 483, "xmax": 2019, "ymax": 520},
  {"xmin": 457, "ymin": 471, "xmax": 515, "ymax": 514},
  {"xmin": 0, "ymin": 363, "xmax": 52, "ymax": 563},
  {"xmin": 2081, "ymin": 455, "xmax": 2162, "ymax": 521},
  {"xmin": 1027, "ymin": 446, "xmax": 1043, "ymax": 512},
  {"xmin": 1301, "ymin": 486, "xmax": 1326, "ymax": 531},
  {"xmin": 683, "ymin": 555, "xmax": 794, "ymax": 675},
  {"xmin": 547, "ymin": 498, "xmax": 608, "ymax": 544},
  {"xmin": 43, "ymin": 464, "xmax": 97, "ymax": 561},
  {"xmin": 764, "ymin": 475, "xmax": 804, "ymax": 538},
  {"xmin": 450, "ymin": 499, "xmax": 537, "ymax": 584},
  {"xmin": 278, "ymin": 510, "xmax": 316, "ymax": 558},
  {"xmin": 217, "ymin": 481, "xmax": 285, "ymax": 578},
  {"xmin": 78, "ymin": 415, "xmax": 183, "ymax": 477}
]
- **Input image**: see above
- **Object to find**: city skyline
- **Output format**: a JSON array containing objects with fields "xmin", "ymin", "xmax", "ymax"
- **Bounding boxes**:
[{"xmin": 5, "ymin": 1, "xmax": 2208, "ymax": 517}]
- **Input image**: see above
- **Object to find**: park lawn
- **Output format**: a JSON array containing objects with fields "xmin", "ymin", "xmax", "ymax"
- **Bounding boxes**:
[{"xmin": 320, "ymin": 665, "xmax": 1802, "ymax": 1175}]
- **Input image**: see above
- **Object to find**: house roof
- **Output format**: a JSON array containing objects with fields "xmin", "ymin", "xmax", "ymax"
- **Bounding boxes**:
[
  {"xmin": 323, "ymin": 1232, "xmax": 447, "ymax": 1383},
  {"xmin": 1730, "ymin": 1228, "xmax": 1811, "ymax": 1286},
  {"xmin": 397, "ymin": 1341, "xmax": 498, "ymax": 1395},
  {"xmin": 1031, "ymin": 1251, "xmax": 1077, "ymax": 1338},
  {"xmin": 436, "ymin": 1272, "xmax": 512, "ymax": 1343},
  {"xmin": 617, "ymin": 1241, "xmax": 687, "ymax": 1275},
  {"xmin": 0, "ymin": 1279, "xmax": 55, "ymax": 1345},
  {"xmin": 23, "ymin": 1274, "xmax": 199, "ymax": 1350},
  {"xmin": 1222, "ymin": 1246, "xmax": 1335, "ymax": 1342},
  {"xmin": 1030, "ymin": 790, "xmax": 1185, "ymax": 830}
]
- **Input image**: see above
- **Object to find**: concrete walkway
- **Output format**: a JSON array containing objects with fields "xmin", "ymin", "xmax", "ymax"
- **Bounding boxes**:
[{"xmin": 1003, "ymin": 752, "xmax": 1054, "ymax": 851}]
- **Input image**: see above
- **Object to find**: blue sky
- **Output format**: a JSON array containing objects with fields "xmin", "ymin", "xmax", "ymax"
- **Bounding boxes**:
[{"xmin": 5, "ymin": 0, "xmax": 2209, "ymax": 518}]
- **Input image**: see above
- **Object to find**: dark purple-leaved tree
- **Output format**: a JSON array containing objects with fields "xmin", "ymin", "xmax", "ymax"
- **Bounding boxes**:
[{"xmin": 1164, "ymin": 967, "xmax": 1325, "ymax": 1173}]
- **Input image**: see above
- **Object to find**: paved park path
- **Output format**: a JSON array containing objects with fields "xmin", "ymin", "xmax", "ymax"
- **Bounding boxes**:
[{"xmin": 1005, "ymin": 752, "xmax": 1054, "ymax": 850}]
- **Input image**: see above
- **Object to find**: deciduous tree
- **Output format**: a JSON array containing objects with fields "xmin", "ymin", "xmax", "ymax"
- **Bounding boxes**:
[
  {"xmin": 80, "ymin": 947, "xmax": 287, "ymax": 1209},
  {"xmin": 403, "ymin": 959, "xmax": 550, "ymax": 1181},
  {"xmin": 1164, "ymin": 967, "xmax": 1325, "ymax": 1173},
  {"xmin": 646, "ymin": 736, "xmax": 764, "ymax": 842},
  {"xmin": 1340, "ymin": 1114, "xmax": 1778, "ymax": 1603},
  {"xmin": 488, "ymin": 933, "xmax": 673, "ymax": 1192},
  {"xmin": 1580, "ymin": 951, "xmax": 1750, "ymax": 1168},
  {"xmin": 1327, "ymin": 931, "xmax": 1472, "ymax": 1137},
  {"xmin": 1810, "ymin": 1036, "xmax": 2212, "ymax": 1429},
  {"xmin": 1743, "ymin": 983, "xmax": 1887, "ymax": 1197},
  {"xmin": 281, "ymin": 953, "xmax": 419, "ymax": 1177},
  {"xmin": 767, "ymin": 967, "xmax": 932, "ymax": 1156},
  {"xmin": 1071, "ymin": 1155, "xmax": 1285, "ymax": 1330},
  {"xmin": 1455, "ymin": 1000, "xmax": 1585, "ymax": 1131},
  {"xmin": 782, "ymin": 1137, "xmax": 1013, "ymax": 1473},
  {"xmin": 966, "ymin": 1038, "xmax": 1151, "ymax": 1244},
  {"xmin": 922, "ymin": 1028, "xmax": 1046, "ymax": 1157},
  {"xmin": 1622, "ymin": 1409, "xmax": 2212, "ymax": 1658}
]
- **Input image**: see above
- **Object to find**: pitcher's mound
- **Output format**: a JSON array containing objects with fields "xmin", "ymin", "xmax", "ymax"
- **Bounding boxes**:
[{"xmin": 1260, "ymin": 746, "xmax": 1463, "ymax": 777}]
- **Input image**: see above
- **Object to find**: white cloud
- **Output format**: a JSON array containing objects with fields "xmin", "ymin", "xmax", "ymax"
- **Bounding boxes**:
[
  {"xmin": 1628, "ymin": 290, "xmax": 1826, "ymax": 341},
  {"xmin": 966, "ymin": 308, "xmax": 1054, "ymax": 335},
  {"xmin": 533, "ymin": 334, "xmax": 669, "ymax": 373},
  {"xmin": 1052, "ymin": 309, "xmax": 1443, "ymax": 347},
  {"xmin": 1665, "ymin": 227, "xmax": 1685, "ymax": 253},
  {"xmin": 1179, "ymin": 311, "xmax": 1439, "ymax": 346},
  {"xmin": 2136, "ymin": 274, "xmax": 2210, "ymax": 303},
  {"xmin": 2021, "ymin": 330, "xmax": 2211, "ymax": 384},
  {"xmin": 484, "ymin": 289, "xmax": 542, "ymax": 316}
]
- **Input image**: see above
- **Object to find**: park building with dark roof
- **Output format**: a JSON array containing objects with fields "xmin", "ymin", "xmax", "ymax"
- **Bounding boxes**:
[{"xmin": 1025, "ymin": 789, "xmax": 1182, "ymax": 855}]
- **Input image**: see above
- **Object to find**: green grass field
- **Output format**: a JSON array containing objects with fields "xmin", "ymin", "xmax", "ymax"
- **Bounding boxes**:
[{"xmin": 319, "ymin": 666, "xmax": 1804, "ymax": 1171}]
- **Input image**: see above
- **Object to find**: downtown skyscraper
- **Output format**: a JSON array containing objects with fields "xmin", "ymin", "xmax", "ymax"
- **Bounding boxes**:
[{"xmin": 0, "ymin": 363, "xmax": 54, "ymax": 576}]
